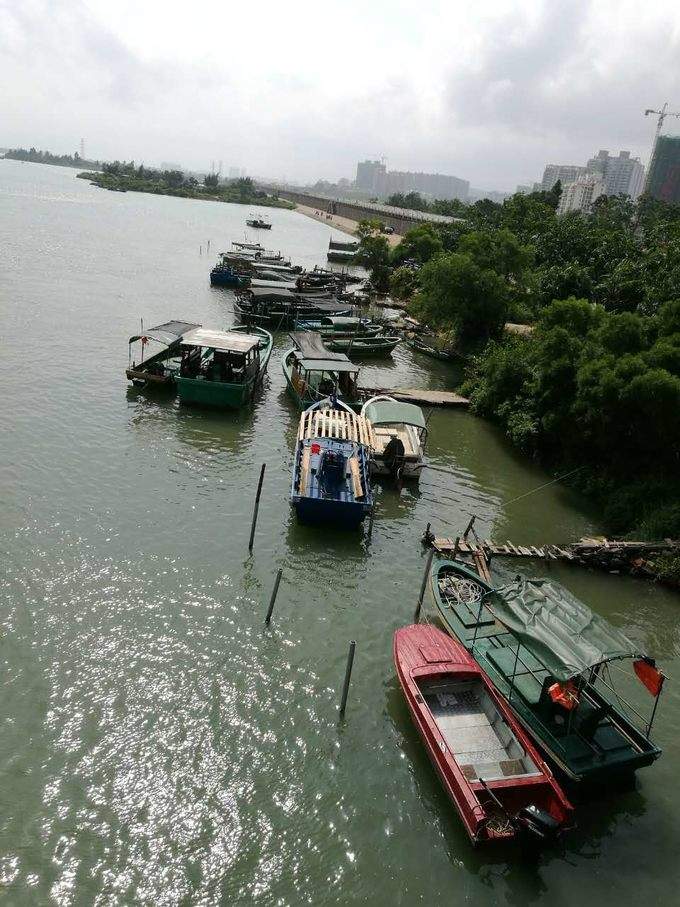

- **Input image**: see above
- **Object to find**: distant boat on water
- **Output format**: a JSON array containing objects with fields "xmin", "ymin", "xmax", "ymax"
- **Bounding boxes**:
[{"xmin": 246, "ymin": 216, "xmax": 272, "ymax": 229}]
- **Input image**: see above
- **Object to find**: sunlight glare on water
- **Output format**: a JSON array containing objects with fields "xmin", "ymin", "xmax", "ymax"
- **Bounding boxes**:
[{"xmin": 1, "ymin": 161, "xmax": 679, "ymax": 905}]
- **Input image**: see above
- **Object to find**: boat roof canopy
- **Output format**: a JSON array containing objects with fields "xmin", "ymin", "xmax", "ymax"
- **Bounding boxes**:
[
  {"xmin": 181, "ymin": 328, "xmax": 263, "ymax": 354},
  {"xmin": 297, "ymin": 356, "xmax": 359, "ymax": 373},
  {"xmin": 128, "ymin": 320, "xmax": 200, "ymax": 346},
  {"xmin": 290, "ymin": 332, "xmax": 356, "ymax": 362},
  {"xmin": 488, "ymin": 578, "xmax": 640, "ymax": 681},
  {"xmin": 363, "ymin": 399, "xmax": 427, "ymax": 430}
]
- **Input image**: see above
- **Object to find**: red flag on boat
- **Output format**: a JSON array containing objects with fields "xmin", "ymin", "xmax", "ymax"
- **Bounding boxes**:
[{"xmin": 634, "ymin": 658, "xmax": 665, "ymax": 697}]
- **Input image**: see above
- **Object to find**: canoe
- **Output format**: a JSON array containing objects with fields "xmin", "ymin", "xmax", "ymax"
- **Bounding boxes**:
[
  {"xmin": 408, "ymin": 336, "xmax": 461, "ymax": 362},
  {"xmin": 282, "ymin": 333, "xmax": 361, "ymax": 411},
  {"xmin": 175, "ymin": 325, "xmax": 272, "ymax": 408},
  {"xmin": 429, "ymin": 558, "xmax": 664, "ymax": 783},
  {"xmin": 325, "ymin": 335, "xmax": 401, "ymax": 357},
  {"xmin": 394, "ymin": 623, "xmax": 573, "ymax": 844},
  {"xmin": 290, "ymin": 399, "xmax": 374, "ymax": 528}
]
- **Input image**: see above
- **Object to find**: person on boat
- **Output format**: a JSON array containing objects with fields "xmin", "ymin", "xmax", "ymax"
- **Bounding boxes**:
[{"xmin": 383, "ymin": 434, "xmax": 405, "ymax": 481}]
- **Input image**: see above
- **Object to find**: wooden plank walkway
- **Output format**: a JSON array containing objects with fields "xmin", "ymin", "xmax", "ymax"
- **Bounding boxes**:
[
  {"xmin": 359, "ymin": 387, "xmax": 469, "ymax": 407},
  {"xmin": 432, "ymin": 535, "xmax": 679, "ymax": 563}
]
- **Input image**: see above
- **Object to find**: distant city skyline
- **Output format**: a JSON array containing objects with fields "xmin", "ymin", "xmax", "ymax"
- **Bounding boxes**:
[{"xmin": 3, "ymin": 1, "xmax": 680, "ymax": 191}]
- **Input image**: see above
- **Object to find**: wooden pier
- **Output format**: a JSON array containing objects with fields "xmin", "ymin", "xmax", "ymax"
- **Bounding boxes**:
[
  {"xmin": 359, "ymin": 387, "xmax": 469, "ymax": 407},
  {"xmin": 430, "ymin": 534, "xmax": 679, "ymax": 580}
]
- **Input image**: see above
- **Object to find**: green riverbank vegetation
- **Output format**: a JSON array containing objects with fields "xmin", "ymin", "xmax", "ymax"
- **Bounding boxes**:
[
  {"xmin": 357, "ymin": 191, "xmax": 680, "ymax": 553},
  {"xmin": 77, "ymin": 162, "xmax": 294, "ymax": 208},
  {"xmin": 3, "ymin": 146, "xmax": 101, "ymax": 170}
]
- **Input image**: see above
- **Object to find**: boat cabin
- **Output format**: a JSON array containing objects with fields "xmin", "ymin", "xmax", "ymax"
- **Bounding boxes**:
[
  {"xmin": 287, "ymin": 332, "xmax": 360, "ymax": 406},
  {"xmin": 179, "ymin": 328, "xmax": 263, "ymax": 384}
]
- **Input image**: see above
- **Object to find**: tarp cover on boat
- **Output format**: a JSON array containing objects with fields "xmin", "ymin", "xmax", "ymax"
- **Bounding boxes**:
[
  {"xmin": 128, "ymin": 321, "xmax": 200, "ymax": 345},
  {"xmin": 290, "ymin": 332, "xmax": 353, "ymax": 362},
  {"xmin": 181, "ymin": 328, "xmax": 263, "ymax": 353},
  {"xmin": 362, "ymin": 399, "xmax": 427, "ymax": 430},
  {"xmin": 487, "ymin": 578, "xmax": 639, "ymax": 681}
]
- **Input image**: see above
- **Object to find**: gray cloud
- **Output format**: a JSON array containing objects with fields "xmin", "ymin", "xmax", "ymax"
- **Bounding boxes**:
[{"xmin": 2, "ymin": 1, "xmax": 680, "ymax": 189}]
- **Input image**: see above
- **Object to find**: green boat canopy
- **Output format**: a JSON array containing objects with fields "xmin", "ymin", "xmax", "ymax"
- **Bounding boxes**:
[
  {"xmin": 487, "ymin": 578, "xmax": 640, "ymax": 681},
  {"xmin": 362, "ymin": 399, "xmax": 427, "ymax": 430}
]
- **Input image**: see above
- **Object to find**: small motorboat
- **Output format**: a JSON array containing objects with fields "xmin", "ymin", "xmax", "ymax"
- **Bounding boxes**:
[
  {"xmin": 246, "ymin": 216, "xmax": 272, "ymax": 229},
  {"xmin": 361, "ymin": 395, "xmax": 427, "ymax": 479},
  {"xmin": 291, "ymin": 399, "xmax": 374, "ymax": 528},
  {"xmin": 394, "ymin": 623, "xmax": 574, "ymax": 844}
]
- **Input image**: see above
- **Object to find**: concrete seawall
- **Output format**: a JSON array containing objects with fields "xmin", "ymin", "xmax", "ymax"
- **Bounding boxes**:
[{"xmin": 294, "ymin": 204, "xmax": 402, "ymax": 248}]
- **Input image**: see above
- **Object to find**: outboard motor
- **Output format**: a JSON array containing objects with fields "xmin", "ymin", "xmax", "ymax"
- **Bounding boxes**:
[{"xmin": 515, "ymin": 805, "xmax": 562, "ymax": 840}]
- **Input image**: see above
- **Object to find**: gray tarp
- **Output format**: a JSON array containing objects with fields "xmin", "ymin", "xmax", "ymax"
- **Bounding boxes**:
[
  {"xmin": 128, "ymin": 321, "xmax": 200, "ymax": 346},
  {"xmin": 362, "ymin": 399, "xmax": 427, "ymax": 430},
  {"xmin": 488, "ymin": 578, "xmax": 639, "ymax": 681}
]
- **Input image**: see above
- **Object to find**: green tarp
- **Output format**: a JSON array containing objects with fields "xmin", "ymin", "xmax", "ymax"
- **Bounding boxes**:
[
  {"xmin": 487, "ymin": 578, "xmax": 639, "ymax": 681},
  {"xmin": 362, "ymin": 400, "xmax": 427, "ymax": 430}
]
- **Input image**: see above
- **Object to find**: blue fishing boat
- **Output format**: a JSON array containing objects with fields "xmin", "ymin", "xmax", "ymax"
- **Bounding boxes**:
[
  {"xmin": 210, "ymin": 261, "xmax": 250, "ymax": 288},
  {"xmin": 291, "ymin": 399, "xmax": 374, "ymax": 528}
]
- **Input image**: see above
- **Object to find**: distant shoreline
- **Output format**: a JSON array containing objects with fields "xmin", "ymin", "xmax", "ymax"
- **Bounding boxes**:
[{"xmin": 76, "ymin": 170, "xmax": 294, "ymax": 208}]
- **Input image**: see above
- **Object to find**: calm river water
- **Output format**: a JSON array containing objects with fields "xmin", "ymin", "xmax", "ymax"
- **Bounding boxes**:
[{"xmin": 1, "ymin": 160, "xmax": 679, "ymax": 906}]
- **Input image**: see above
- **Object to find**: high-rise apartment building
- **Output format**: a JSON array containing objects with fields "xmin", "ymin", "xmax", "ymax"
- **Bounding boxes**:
[
  {"xmin": 355, "ymin": 160, "xmax": 387, "ymax": 193},
  {"xmin": 586, "ymin": 150, "xmax": 645, "ymax": 200},
  {"xmin": 557, "ymin": 174, "xmax": 606, "ymax": 214},
  {"xmin": 541, "ymin": 164, "xmax": 586, "ymax": 191},
  {"xmin": 384, "ymin": 170, "xmax": 469, "ymax": 201},
  {"xmin": 645, "ymin": 135, "xmax": 680, "ymax": 204},
  {"xmin": 354, "ymin": 160, "xmax": 468, "ymax": 200}
]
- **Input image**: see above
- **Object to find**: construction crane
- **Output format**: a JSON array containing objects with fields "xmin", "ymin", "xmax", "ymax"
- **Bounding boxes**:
[{"xmin": 643, "ymin": 103, "xmax": 680, "ymax": 193}]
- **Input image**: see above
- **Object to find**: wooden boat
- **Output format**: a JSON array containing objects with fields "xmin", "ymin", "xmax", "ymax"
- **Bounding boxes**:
[
  {"xmin": 210, "ymin": 263, "xmax": 249, "ymax": 287},
  {"xmin": 282, "ymin": 333, "xmax": 361, "ymax": 410},
  {"xmin": 291, "ymin": 399, "xmax": 374, "ymax": 528},
  {"xmin": 293, "ymin": 316, "xmax": 382, "ymax": 338},
  {"xmin": 394, "ymin": 624, "xmax": 573, "ymax": 844},
  {"xmin": 326, "ymin": 335, "xmax": 401, "ymax": 357},
  {"xmin": 408, "ymin": 336, "xmax": 461, "ymax": 362},
  {"xmin": 236, "ymin": 294, "xmax": 353, "ymax": 329},
  {"xmin": 429, "ymin": 559, "xmax": 664, "ymax": 784},
  {"xmin": 327, "ymin": 249, "xmax": 356, "ymax": 263},
  {"xmin": 361, "ymin": 395, "xmax": 427, "ymax": 478},
  {"xmin": 232, "ymin": 241, "xmax": 264, "ymax": 251},
  {"xmin": 175, "ymin": 325, "xmax": 272, "ymax": 408},
  {"xmin": 126, "ymin": 320, "xmax": 201, "ymax": 388},
  {"xmin": 246, "ymin": 216, "xmax": 272, "ymax": 229},
  {"xmin": 329, "ymin": 239, "xmax": 359, "ymax": 252}
]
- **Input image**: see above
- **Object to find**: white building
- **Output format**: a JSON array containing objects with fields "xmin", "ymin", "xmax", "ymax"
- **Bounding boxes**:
[
  {"xmin": 585, "ymin": 150, "xmax": 645, "ymax": 200},
  {"xmin": 557, "ymin": 174, "xmax": 606, "ymax": 215},
  {"xmin": 541, "ymin": 164, "xmax": 586, "ymax": 191}
]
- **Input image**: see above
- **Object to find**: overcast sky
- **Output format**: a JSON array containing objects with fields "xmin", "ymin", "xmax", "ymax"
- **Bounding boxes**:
[{"xmin": 2, "ymin": 0, "xmax": 680, "ymax": 190}]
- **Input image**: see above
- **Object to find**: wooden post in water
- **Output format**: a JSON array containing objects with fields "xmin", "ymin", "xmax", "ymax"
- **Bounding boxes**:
[
  {"xmin": 265, "ymin": 568, "xmax": 283, "ymax": 625},
  {"xmin": 248, "ymin": 463, "xmax": 266, "ymax": 553},
  {"xmin": 367, "ymin": 503, "xmax": 376, "ymax": 538},
  {"xmin": 339, "ymin": 640, "xmax": 356, "ymax": 718},
  {"xmin": 414, "ymin": 547, "xmax": 435, "ymax": 622}
]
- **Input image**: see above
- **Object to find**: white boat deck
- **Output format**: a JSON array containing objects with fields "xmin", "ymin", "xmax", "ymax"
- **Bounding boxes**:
[{"xmin": 421, "ymin": 679, "xmax": 540, "ymax": 782}]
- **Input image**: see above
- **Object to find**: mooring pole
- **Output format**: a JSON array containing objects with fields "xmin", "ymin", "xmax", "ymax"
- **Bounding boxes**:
[
  {"xmin": 265, "ymin": 568, "xmax": 283, "ymax": 625},
  {"xmin": 248, "ymin": 463, "xmax": 266, "ymax": 553},
  {"xmin": 414, "ymin": 547, "xmax": 435, "ymax": 622},
  {"xmin": 339, "ymin": 640, "xmax": 356, "ymax": 718},
  {"xmin": 463, "ymin": 514, "xmax": 476, "ymax": 541}
]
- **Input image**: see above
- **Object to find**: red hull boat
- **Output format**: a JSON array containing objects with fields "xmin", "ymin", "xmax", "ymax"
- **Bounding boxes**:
[{"xmin": 394, "ymin": 624, "xmax": 573, "ymax": 844}]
